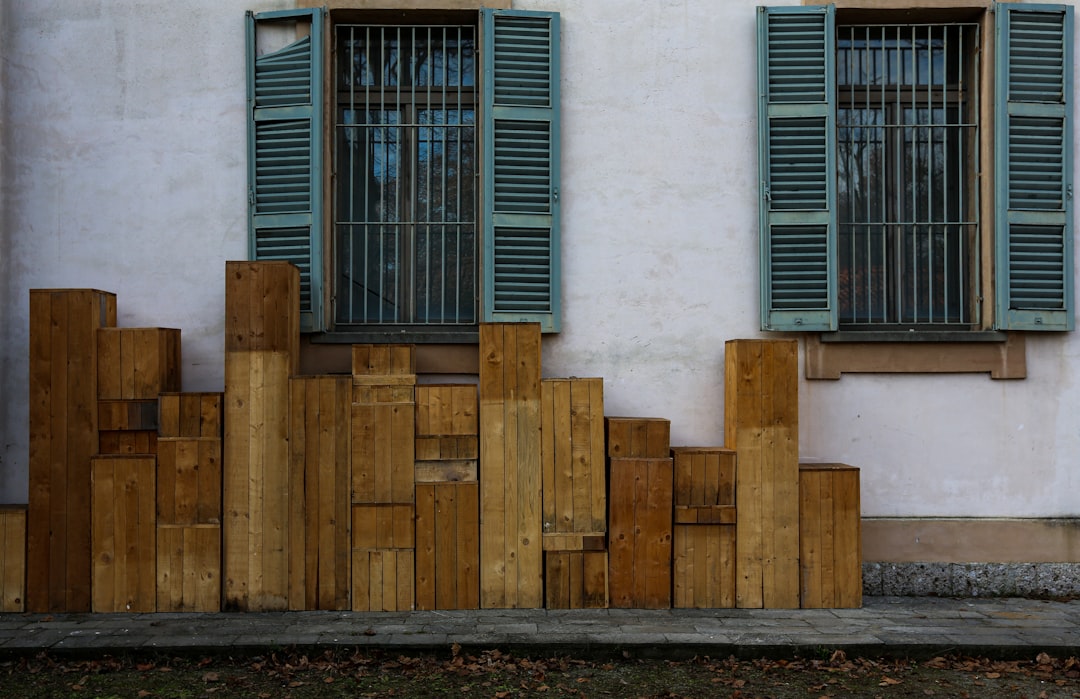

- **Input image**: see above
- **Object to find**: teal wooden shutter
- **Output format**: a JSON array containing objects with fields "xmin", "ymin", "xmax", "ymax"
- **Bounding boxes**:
[
  {"xmin": 757, "ymin": 5, "xmax": 837, "ymax": 332},
  {"xmin": 246, "ymin": 9, "xmax": 325, "ymax": 332},
  {"xmin": 481, "ymin": 9, "xmax": 561, "ymax": 332},
  {"xmin": 995, "ymin": 3, "xmax": 1074, "ymax": 331}
]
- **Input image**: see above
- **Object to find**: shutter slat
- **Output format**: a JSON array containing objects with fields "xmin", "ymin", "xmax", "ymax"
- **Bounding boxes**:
[
  {"xmin": 995, "ymin": 3, "xmax": 1073, "ymax": 330},
  {"xmin": 247, "ymin": 10, "xmax": 325, "ymax": 331},
  {"xmin": 758, "ymin": 6, "xmax": 836, "ymax": 330}
]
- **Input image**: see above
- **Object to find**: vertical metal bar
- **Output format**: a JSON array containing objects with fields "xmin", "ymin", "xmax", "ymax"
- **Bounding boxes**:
[
  {"xmin": 455, "ymin": 26, "xmax": 463, "ymax": 323},
  {"xmin": 944, "ymin": 25, "xmax": 951, "ymax": 322},
  {"xmin": 863, "ymin": 26, "xmax": 872, "ymax": 324},
  {"xmin": 440, "ymin": 26, "xmax": 448, "ymax": 323},
  {"xmin": 908, "ymin": 24, "xmax": 917, "ymax": 324}
]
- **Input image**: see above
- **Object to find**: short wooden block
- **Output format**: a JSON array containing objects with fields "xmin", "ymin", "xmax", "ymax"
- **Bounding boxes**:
[
  {"xmin": 98, "ymin": 430, "xmax": 159, "ymax": 456},
  {"xmin": 91, "ymin": 456, "xmax": 157, "ymax": 613},
  {"xmin": 0, "ymin": 506, "xmax": 27, "ymax": 612},
  {"xmin": 545, "ymin": 550, "xmax": 608, "ymax": 609},
  {"xmin": 607, "ymin": 457, "xmax": 673, "ymax": 609},
  {"xmin": 672, "ymin": 447, "xmax": 736, "ymax": 508},
  {"xmin": 353, "ymin": 384, "xmax": 416, "ymax": 404},
  {"xmin": 352, "ymin": 344, "xmax": 416, "ymax": 377},
  {"xmin": 415, "ymin": 436, "xmax": 479, "ymax": 461},
  {"xmin": 97, "ymin": 327, "xmax": 181, "ymax": 400},
  {"xmin": 225, "ymin": 261, "xmax": 300, "ymax": 357},
  {"xmin": 673, "ymin": 524, "xmax": 736, "ymax": 609},
  {"xmin": 542, "ymin": 533, "xmax": 606, "ymax": 551},
  {"xmin": 605, "ymin": 417, "xmax": 670, "ymax": 459},
  {"xmin": 289, "ymin": 376, "xmax": 351, "ymax": 611},
  {"xmin": 98, "ymin": 400, "xmax": 159, "ymax": 431},
  {"xmin": 352, "ymin": 504, "xmax": 415, "ymax": 550},
  {"xmin": 156, "ymin": 525, "xmax": 221, "ymax": 612},
  {"xmin": 725, "ymin": 339, "xmax": 800, "ymax": 609},
  {"xmin": 223, "ymin": 349, "xmax": 293, "ymax": 611},
  {"xmin": 159, "ymin": 392, "xmax": 223, "ymax": 438},
  {"xmin": 673, "ymin": 505, "xmax": 737, "ymax": 525},
  {"xmin": 352, "ymin": 549, "xmax": 414, "ymax": 612},
  {"xmin": 415, "ymin": 459, "xmax": 478, "ymax": 483},
  {"xmin": 157, "ymin": 438, "xmax": 222, "ymax": 526},
  {"xmin": 416, "ymin": 384, "xmax": 478, "ymax": 437},
  {"xmin": 351, "ymin": 402, "xmax": 415, "ymax": 504},
  {"xmin": 541, "ymin": 378, "xmax": 606, "ymax": 537},
  {"xmin": 415, "ymin": 482, "xmax": 480, "ymax": 610},
  {"xmin": 479, "ymin": 323, "xmax": 544, "ymax": 609},
  {"xmin": 28, "ymin": 288, "xmax": 116, "ymax": 613},
  {"xmin": 800, "ymin": 464, "xmax": 862, "ymax": 609}
]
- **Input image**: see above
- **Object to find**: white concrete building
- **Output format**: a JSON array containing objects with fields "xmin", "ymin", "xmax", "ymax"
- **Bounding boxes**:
[{"xmin": 2, "ymin": 0, "xmax": 1078, "ymax": 594}]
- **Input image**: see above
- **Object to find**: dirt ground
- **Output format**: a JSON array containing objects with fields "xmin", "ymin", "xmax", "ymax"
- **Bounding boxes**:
[{"xmin": 1, "ymin": 647, "xmax": 1079, "ymax": 698}]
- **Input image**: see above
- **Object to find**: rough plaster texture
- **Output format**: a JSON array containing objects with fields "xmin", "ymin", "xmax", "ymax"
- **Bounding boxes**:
[
  {"xmin": 1, "ymin": 0, "xmax": 1079, "ymax": 542},
  {"xmin": 863, "ymin": 562, "xmax": 1080, "ymax": 598}
]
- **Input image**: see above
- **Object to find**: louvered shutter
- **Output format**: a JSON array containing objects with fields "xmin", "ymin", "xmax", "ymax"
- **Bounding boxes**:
[
  {"xmin": 481, "ymin": 9, "xmax": 561, "ymax": 332},
  {"xmin": 995, "ymin": 4, "xmax": 1074, "ymax": 331},
  {"xmin": 757, "ymin": 5, "xmax": 837, "ymax": 332},
  {"xmin": 246, "ymin": 9, "xmax": 325, "ymax": 332}
]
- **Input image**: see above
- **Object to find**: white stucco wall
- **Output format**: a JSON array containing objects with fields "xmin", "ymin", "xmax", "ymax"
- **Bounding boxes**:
[{"xmin": 2, "ymin": 0, "xmax": 1078, "ymax": 523}]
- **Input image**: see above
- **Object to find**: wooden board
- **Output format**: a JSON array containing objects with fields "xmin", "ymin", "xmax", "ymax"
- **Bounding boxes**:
[
  {"xmin": 91, "ymin": 456, "xmax": 156, "ymax": 613},
  {"xmin": 415, "ymin": 436, "xmax": 479, "ymax": 462},
  {"xmin": 223, "ymin": 350, "xmax": 293, "ymax": 611},
  {"xmin": 159, "ymin": 392, "xmax": 223, "ymax": 438},
  {"xmin": 288, "ymin": 376, "xmax": 352, "ymax": 611},
  {"xmin": 673, "ymin": 524, "xmax": 736, "ymax": 609},
  {"xmin": 224, "ymin": 261, "xmax": 300, "ymax": 360},
  {"xmin": 98, "ymin": 431, "xmax": 158, "ymax": 456},
  {"xmin": 96, "ymin": 327, "xmax": 181, "ymax": 400},
  {"xmin": 799, "ymin": 464, "xmax": 862, "ymax": 609},
  {"xmin": 671, "ymin": 447, "xmax": 736, "ymax": 508},
  {"xmin": 478, "ymin": 323, "xmax": 543, "ymax": 609},
  {"xmin": 352, "ymin": 549, "xmax": 414, "ymax": 612},
  {"xmin": 724, "ymin": 339, "xmax": 800, "ymax": 609},
  {"xmin": 415, "ymin": 482, "xmax": 480, "ymax": 610},
  {"xmin": 0, "ymin": 506, "xmax": 27, "ymax": 612},
  {"xmin": 351, "ymin": 504, "xmax": 415, "ymax": 550},
  {"xmin": 544, "ymin": 550, "xmax": 608, "ymax": 609},
  {"xmin": 415, "ymin": 384, "xmax": 478, "ymax": 437},
  {"xmin": 541, "ymin": 378, "xmax": 606, "ymax": 537},
  {"xmin": 605, "ymin": 417, "xmax": 670, "ymax": 459},
  {"xmin": 351, "ymin": 402, "xmax": 415, "ymax": 504},
  {"xmin": 352, "ymin": 344, "xmax": 416, "ymax": 377},
  {"xmin": 156, "ymin": 525, "xmax": 221, "ymax": 612},
  {"xmin": 673, "ymin": 505, "xmax": 737, "ymax": 525},
  {"xmin": 541, "ymin": 533, "xmax": 606, "ymax": 551},
  {"xmin": 98, "ymin": 400, "xmax": 159, "ymax": 431},
  {"xmin": 607, "ymin": 457, "xmax": 673, "ymax": 609},
  {"xmin": 28, "ymin": 288, "xmax": 116, "ymax": 612},
  {"xmin": 157, "ymin": 438, "xmax": 223, "ymax": 526}
]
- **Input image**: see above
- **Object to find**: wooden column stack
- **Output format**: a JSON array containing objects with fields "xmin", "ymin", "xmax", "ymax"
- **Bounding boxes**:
[
  {"xmin": 725, "ymin": 339, "xmax": 800, "ymax": 609},
  {"xmin": 414, "ymin": 384, "xmax": 480, "ymax": 611},
  {"xmin": 223, "ymin": 261, "xmax": 300, "ymax": 611},
  {"xmin": 288, "ymin": 376, "xmax": 351, "ymax": 611},
  {"xmin": 0, "ymin": 506, "xmax": 26, "ymax": 612},
  {"xmin": 351, "ymin": 345, "xmax": 416, "ymax": 611},
  {"xmin": 28, "ymin": 289, "xmax": 117, "ymax": 612},
  {"xmin": 479, "ymin": 323, "xmax": 544, "ymax": 609},
  {"xmin": 799, "ymin": 464, "xmax": 862, "ymax": 609},
  {"xmin": 671, "ymin": 447, "xmax": 737, "ymax": 608},
  {"xmin": 156, "ymin": 392, "xmax": 224, "ymax": 612},
  {"xmin": 541, "ymin": 378, "xmax": 608, "ymax": 609},
  {"xmin": 91, "ymin": 455, "xmax": 156, "ymax": 612},
  {"xmin": 606, "ymin": 417, "xmax": 673, "ymax": 609}
]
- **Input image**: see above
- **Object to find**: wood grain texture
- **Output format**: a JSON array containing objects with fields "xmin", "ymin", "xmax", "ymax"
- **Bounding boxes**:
[
  {"xmin": 28, "ymin": 289, "xmax": 116, "ymax": 612},
  {"xmin": 607, "ymin": 457, "xmax": 673, "ymax": 609},
  {"xmin": 415, "ymin": 482, "xmax": 479, "ymax": 610},
  {"xmin": 91, "ymin": 456, "xmax": 156, "ymax": 613},
  {"xmin": 96, "ymin": 328, "xmax": 181, "ymax": 400},
  {"xmin": 156, "ymin": 525, "xmax": 221, "ymax": 612},
  {"xmin": 541, "ymin": 378, "xmax": 606, "ymax": 537},
  {"xmin": 479, "ymin": 324, "xmax": 543, "ymax": 609},
  {"xmin": 799, "ymin": 464, "xmax": 862, "ymax": 609},
  {"xmin": 0, "ymin": 507, "xmax": 27, "ymax": 612}
]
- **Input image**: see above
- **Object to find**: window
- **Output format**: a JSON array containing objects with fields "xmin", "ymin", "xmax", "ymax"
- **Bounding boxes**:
[
  {"xmin": 246, "ymin": 8, "xmax": 561, "ymax": 336},
  {"xmin": 757, "ymin": 3, "xmax": 1073, "ymax": 334}
]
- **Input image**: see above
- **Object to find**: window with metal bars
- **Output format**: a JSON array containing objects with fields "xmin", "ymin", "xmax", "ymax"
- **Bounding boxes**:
[
  {"xmin": 836, "ymin": 23, "xmax": 979, "ymax": 329},
  {"xmin": 335, "ymin": 24, "xmax": 478, "ymax": 327}
]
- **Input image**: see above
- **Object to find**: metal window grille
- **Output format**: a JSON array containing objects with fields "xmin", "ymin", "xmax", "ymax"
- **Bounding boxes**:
[
  {"xmin": 837, "ymin": 24, "xmax": 980, "ymax": 328},
  {"xmin": 335, "ymin": 24, "xmax": 478, "ymax": 326}
]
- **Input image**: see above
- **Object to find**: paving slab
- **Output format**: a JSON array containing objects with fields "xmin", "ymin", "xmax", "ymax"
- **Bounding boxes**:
[{"xmin": 0, "ymin": 597, "xmax": 1077, "ymax": 659}]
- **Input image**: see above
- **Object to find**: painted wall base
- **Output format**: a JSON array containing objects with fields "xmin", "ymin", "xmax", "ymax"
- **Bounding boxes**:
[{"xmin": 863, "ymin": 562, "xmax": 1080, "ymax": 598}]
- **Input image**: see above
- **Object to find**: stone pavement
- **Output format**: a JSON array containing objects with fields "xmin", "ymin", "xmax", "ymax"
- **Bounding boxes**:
[{"xmin": 1, "ymin": 596, "xmax": 1078, "ymax": 660}]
